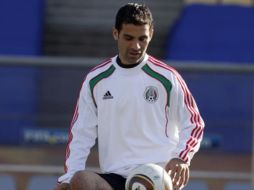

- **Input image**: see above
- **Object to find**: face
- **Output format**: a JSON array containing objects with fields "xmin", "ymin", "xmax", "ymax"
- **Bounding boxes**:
[{"xmin": 113, "ymin": 23, "xmax": 153, "ymax": 65}]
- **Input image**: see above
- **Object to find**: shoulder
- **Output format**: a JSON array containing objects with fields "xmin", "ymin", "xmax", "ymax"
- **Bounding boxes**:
[
  {"xmin": 85, "ymin": 57, "xmax": 115, "ymax": 81},
  {"xmin": 146, "ymin": 56, "xmax": 189, "ymax": 90},
  {"xmin": 146, "ymin": 56, "xmax": 181, "ymax": 79}
]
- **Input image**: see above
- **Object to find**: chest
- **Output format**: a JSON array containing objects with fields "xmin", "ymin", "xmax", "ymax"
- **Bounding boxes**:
[{"xmin": 93, "ymin": 73, "xmax": 169, "ymax": 109}]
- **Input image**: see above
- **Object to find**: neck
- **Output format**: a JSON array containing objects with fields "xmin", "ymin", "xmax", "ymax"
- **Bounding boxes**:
[{"xmin": 116, "ymin": 56, "xmax": 144, "ymax": 68}]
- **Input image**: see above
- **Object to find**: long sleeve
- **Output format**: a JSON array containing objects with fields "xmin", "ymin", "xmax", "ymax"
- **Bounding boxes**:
[
  {"xmin": 169, "ymin": 73, "xmax": 205, "ymax": 164},
  {"xmin": 58, "ymin": 77, "xmax": 98, "ymax": 183}
]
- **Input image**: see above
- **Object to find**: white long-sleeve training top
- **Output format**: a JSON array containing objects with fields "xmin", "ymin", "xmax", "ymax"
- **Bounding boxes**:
[{"xmin": 58, "ymin": 54, "xmax": 205, "ymax": 183}]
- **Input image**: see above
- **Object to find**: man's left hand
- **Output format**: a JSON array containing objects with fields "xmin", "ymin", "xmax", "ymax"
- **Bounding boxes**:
[{"xmin": 165, "ymin": 158, "xmax": 189, "ymax": 190}]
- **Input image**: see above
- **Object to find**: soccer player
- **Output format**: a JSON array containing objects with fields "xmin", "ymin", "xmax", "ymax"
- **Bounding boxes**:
[{"xmin": 55, "ymin": 3, "xmax": 204, "ymax": 190}]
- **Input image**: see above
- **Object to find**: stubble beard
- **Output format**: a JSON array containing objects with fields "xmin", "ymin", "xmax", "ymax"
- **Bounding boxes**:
[{"xmin": 125, "ymin": 51, "xmax": 144, "ymax": 65}]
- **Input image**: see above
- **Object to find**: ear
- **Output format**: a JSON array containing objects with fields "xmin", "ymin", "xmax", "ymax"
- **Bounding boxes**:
[
  {"xmin": 149, "ymin": 28, "xmax": 154, "ymax": 40},
  {"xmin": 112, "ymin": 27, "xmax": 119, "ymax": 40}
]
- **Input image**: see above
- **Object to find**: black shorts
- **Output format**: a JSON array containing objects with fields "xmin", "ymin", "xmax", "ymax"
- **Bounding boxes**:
[{"xmin": 98, "ymin": 173, "xmax": 126, "ymax": 190}]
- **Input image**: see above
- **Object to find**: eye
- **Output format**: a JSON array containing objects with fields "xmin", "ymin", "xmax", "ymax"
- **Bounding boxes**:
[
  {"xmin": 139, "ymin": 37, "xmax": 148, "ymax": 42},
  {"xmin": 124, "ymin": 35, "xmax": 133, "ymax": 41}
]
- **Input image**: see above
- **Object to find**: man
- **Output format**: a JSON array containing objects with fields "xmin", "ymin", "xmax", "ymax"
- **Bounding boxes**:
[{"xmin": 55, "ymin": 3, "xmax": 204, "ymax": 190}]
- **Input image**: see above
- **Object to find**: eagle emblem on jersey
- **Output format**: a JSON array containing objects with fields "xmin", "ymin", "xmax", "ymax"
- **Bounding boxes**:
[{"xmin": 144, "ymin": 86, "xmax": 158, "ymax": 103}]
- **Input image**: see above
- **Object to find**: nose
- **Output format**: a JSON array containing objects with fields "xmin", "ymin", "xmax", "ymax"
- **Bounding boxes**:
[{"xmin": 131, "ymin": 40, "xmax": 141, "ymax": 50}]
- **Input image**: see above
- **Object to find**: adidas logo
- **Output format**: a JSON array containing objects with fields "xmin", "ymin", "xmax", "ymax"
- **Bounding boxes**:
[{"xmin": 103, "ymin": 91, "xmax": 113, "ymax": 99}]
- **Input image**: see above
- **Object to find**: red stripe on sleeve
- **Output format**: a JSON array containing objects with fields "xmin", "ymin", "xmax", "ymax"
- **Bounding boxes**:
[
  {"xmin": 63, "ymin": 58, "xmax": 112, "ymax": 172},
  {"xmin": 148, "ymin": 56, "xmax": 204, "ymax": 162}
]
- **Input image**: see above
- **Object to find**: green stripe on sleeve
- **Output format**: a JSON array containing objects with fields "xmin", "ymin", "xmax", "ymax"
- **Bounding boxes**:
[{"xmin": 142, "ymin": 64, "xmax": 172, "ymax": 106}]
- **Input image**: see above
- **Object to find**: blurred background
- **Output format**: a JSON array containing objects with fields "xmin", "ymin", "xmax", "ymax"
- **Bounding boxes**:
[{"xmin": 0, "ymin": 0, "xmax": 253, "ymax": 189}]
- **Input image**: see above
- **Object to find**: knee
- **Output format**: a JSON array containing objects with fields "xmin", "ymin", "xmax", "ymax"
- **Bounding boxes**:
[
  {"xmin": 70, "ymin": 170, "xmax": 88, "ymax": 190},
  {"xmin": 70, "ymin": 170, "xmax": 112, "ymax": 190}
]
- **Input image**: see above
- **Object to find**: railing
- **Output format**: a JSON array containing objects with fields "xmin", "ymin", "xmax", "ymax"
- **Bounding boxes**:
[{"xmin": 1, "ymin": 55, "xmax": 254, "ymax": 72}]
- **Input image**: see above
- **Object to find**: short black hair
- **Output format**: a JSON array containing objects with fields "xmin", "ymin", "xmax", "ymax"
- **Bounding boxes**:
[{"xmin": 115, "ymin": 3, "xmax": 154, "ymax": 31}]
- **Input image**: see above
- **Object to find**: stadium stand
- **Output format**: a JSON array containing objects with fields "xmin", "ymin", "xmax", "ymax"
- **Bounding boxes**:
[
  {"xmin": 0, "ymin": 0, "xmax": 44, "ymax": 145},
  {"xmin": 43, "ymin": 0, "xmax": 184, "ymax": 58},
  {"xmin": 0, "ymin": 0, "xmax": 45, "ymax": 55},
  {"xmin": 165, "ymin": 3, "xmax": 254, "ymax": 63}
]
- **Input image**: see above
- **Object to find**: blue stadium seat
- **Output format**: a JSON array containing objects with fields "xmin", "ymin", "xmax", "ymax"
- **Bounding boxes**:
[
  {"xmin": 166, "ymin": 4, "xmax": 254, "ymax": 63},
  {"xmin": 224, "ymin": 181, "xmax": 251, "ymax": 190},
  {"xmin": 0, "ymin": 174, "xmax": 16, "ymax": 190},
  {"xmin": 184, "ymin": 180, "xmax": 209, "ymax": 190},
  {"xmin": 27, "ymin": 175, "xmax": 58, "ymax": 190}
]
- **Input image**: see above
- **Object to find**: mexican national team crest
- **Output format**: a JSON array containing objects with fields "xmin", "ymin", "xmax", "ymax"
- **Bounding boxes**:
[{"xmin": 144, "ymin": 86, "xmax": 158, "ymax": 103}]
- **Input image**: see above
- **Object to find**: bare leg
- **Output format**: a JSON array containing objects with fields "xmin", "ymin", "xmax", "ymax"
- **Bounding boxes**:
[{"xmin": 70, "ymin": 170, "xmax": 113, "ymax": 190}]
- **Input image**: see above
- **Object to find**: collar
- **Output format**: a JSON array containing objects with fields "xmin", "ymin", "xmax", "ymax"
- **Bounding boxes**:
[{"xmin": 116, "ymin": 56, "xmax": 144, "ymax": 69}]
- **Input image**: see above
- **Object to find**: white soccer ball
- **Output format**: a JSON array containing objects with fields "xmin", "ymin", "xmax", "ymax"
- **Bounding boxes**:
[{"xmin": 125, "ymin": 163, "xmax": 173, "ymax": 190}]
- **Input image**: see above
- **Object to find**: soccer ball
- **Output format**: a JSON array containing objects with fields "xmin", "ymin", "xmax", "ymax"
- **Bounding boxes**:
[{"xmin": 125, "ymin": 163, "xmax": 173, "ymax": 190}]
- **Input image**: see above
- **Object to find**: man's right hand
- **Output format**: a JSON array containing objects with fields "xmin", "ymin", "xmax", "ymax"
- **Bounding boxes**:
[{"xmin": 54, "ymin": 183, "xmax": 70, "ymax": 190}]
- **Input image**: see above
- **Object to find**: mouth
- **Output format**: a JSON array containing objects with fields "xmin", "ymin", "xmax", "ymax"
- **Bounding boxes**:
[{"xmin": 128, "ymin": 51, "xmax": 141, "ymax": 57}]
